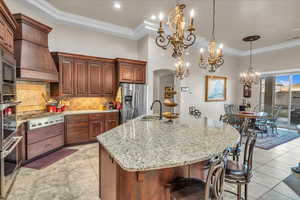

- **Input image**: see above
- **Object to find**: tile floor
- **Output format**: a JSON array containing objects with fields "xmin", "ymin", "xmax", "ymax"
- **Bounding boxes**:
[{"xmin": 8, "ymin": 137, "xmax": 300, "ymax": 200}]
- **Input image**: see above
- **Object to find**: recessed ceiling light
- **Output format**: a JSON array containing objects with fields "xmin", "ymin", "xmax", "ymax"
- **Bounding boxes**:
[
  {"xmin": 114, "ymin": 2, "xmax": 121, "ymax": 9},
  {"xmin": 151, "ymin": 15, "xmax": 157, "ymax": 20}
]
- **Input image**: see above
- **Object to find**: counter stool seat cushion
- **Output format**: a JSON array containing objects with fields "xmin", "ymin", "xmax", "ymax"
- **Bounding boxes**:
[
  {"xmin": 225, "ymin": 160, "xmax": 250, "ymax": 177},
  {"xmin": 168, "ymin": 178, "xmax": 207, "ymax": 200}
]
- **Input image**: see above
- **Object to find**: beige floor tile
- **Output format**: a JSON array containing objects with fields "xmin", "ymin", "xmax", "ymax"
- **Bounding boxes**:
[
  {"xmin": 260, "ymin": 190, "xmax": 294, "ymax": 200},
  {"xmin": 252, "ymin": 171, "xmax": 282, "ymax": 189},
  {"xmin": 246, "ymin": 182, "xmax": 271, "ymax": 199}
]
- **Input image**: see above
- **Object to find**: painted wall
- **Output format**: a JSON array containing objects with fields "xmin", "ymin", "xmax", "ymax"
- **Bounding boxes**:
[
  {"xmin": 5, "ymin": 0, "xmax": 138, "ymax": 59},
  {"xmin": 145, "ymin": 36, "xmax": 240, "ymax": 119},
  {"xmin": 179, "ymin": 52, "xmax": 240, "ymax": 119}
]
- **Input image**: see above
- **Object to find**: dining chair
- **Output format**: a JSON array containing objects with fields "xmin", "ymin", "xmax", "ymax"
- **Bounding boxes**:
[
  {"xmin": 225, "ymin": 131, "xmax": 257, "ymax": 200},
  {"xmin": 165, "ymin": 151, "xmax": 228, "ymax": 200},
  {"xmin": 254, "ymin": 112, "xmax": 269, "ymax": 138},
  {"xmin": 267, "ymin": 107, "xmax": 281, "ymax": 135},
  {"xmin": 291, "ymin": 125, "xmax": 300, "ymax": 174}
]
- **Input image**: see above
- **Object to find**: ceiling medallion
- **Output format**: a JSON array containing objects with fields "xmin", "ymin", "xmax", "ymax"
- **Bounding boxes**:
[
  {"xmin": 199, "ymin": 0, "xmax": 224, "ymax": 73},
  {"xmin": 175, "ymin": 57, "xmax": 190, "ymax": 80},
  {"xmin": 156, "ymin": 3, "xmax": 196, "ymax": 58},
  {"xmin": 240, "ymin": 35, "xmax": 261, "ymax": 87}
]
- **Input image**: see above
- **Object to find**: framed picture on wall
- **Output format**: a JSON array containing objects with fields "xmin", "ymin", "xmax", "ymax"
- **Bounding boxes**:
[{"xmin": 205, "ymin": 76, "xmax": 227, "ymax": 102}]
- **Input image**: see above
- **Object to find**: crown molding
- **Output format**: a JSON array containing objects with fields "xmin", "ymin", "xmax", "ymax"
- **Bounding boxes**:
[{"xmin": 23, "ymin": 0, "xmax": 300, "ymax": 57}]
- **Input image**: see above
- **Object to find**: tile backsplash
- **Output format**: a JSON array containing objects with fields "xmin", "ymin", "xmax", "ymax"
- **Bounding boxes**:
[
  {"xmin": 66, "ymin": 97, "xmax": 113, "ymax": 110},
  {"xmin": 16, "ymin": 81, "xmax": 49, "ymax": 113},
  {"xmin": 16, "ymin": 81, "xmax": 113, "ymax": 113}
]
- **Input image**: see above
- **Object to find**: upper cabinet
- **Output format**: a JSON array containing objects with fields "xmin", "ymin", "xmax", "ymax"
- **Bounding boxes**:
[
  {"xmin": 116, "ymin": 58, "xmax": 146, "ymax": 84},
  {"xmin": 50, "ymin": 52, "xmax": 116, "ymax": 97},
  {"xmin": 0, "ymin": 0, "xmax": 17, "ymax": 54}
]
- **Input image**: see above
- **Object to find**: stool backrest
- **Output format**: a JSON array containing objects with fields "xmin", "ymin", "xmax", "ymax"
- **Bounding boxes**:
[
  {"xmin": 243, "ymin": 132, "xmax": 257, "ymax": 174},
  {"xmin": 205, "ymin": 152, "xmax": 228, "ymax": 200}
]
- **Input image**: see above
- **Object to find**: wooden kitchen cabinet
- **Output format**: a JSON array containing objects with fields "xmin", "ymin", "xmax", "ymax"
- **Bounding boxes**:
[
  {"xmin": 61, "ymin": 57, "xmax": 75, "ymax": 95},
  {"xmin": 51, "ymin": 52, "xmax": 116, "ymax": 97},
  {"xmin": 105, "ymin": 119, "xmax": 119, "ymax": 132},
  {"xmin": 89, "ymin": 120, "xmax": 105, "ymax": 140},
  {"xmin": 116, "ymin": 58, "xmax": 146, "ymax": 84},
  {"xmin": 0, "ymin": 0, "xmax": 17, "ymax": 54},
  {"xmin": 65, "ymin": 112, "xmax": 119, "ymax": 145},
  {"xmin": 102, "ymin": 62, "xmax": 115, "ymax": 96},
  {"xmin": 88, "ymin": 61, "xmax": 103, "ymax": 96},
  {"xmin": 75, "ymin": 59, "xmax": 88, "ymax": 96},
  {"xmin": 65, "ymin": 114, "xmax": 90, "ymax": 145}
]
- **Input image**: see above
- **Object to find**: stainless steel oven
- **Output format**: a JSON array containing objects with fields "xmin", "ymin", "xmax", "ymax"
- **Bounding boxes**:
[
  {"xmin": 0, "ymin": 135, "xmax": 22, "ymax": 199},
  {"xmin": 1, "ymin": 50, "xmax": 16, "ymax": 97}
]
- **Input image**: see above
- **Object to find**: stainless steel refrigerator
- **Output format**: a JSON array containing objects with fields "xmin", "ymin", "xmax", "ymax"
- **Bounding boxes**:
[{"xmin": 120, "ymin": 83, "xmax": 146, "ymax": 123}]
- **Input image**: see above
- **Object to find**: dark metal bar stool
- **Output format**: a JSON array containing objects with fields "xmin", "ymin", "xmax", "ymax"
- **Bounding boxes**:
[
  {"xmin": 291, "ymin": 125, "xmax": 300, "ymax": 173},
  {"xmin": 165, "ymin": 151, "xmax": 228, "ymax": 200},
  {"xmin": 225, "ymin": 131, "xmax": 257, "ymax": 200}
]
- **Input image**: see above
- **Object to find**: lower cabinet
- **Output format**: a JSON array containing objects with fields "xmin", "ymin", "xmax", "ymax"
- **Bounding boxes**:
[
  {"xmin": 65, "ymin": 112, "xmax": 119, "ymax": 145},
  {"xmin": 65, "ymin": 114, "xmax": 90, "ymax": 145},
  {"xmin": 89, "ymin": 120, "xmax": 105, "ymax": 140},
  {"xmin": 26, "ymin": 123, "xmax": 65, "ymax": 160}
]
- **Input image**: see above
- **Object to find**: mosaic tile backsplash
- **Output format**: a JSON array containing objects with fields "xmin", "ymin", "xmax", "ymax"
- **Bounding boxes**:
[{"xmin": 16, "ymin": 81, "xmax": 113, "ymax": 114}]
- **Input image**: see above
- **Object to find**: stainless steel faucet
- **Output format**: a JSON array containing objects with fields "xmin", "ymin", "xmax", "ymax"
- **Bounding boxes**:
[{"xmin": 150, "ymin": 100, "xmax": 162, "ymax": 120}]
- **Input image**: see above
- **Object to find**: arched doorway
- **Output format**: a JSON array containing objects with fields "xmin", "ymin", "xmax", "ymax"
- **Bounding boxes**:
[{"xmin": 153, "ymin": 69, "xmax": 177, "ymax": 113}]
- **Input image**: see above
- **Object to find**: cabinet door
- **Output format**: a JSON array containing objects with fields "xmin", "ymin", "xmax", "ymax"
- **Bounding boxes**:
[
  {"xmin": 75, "ymin": 59, "xmax": 88, "ymax": 96},
  {"xmin": 66, "ymin": 120, "xmax": 89, "ymax": 144},
  {"xmin": 0, "ymin": 16, "xmax": 5, "ymax": 44},
  {"xmin": 89, "ymin": 120, "xmax": 105, "ymax": 140},
  {"xmin": 103, "ymin": 63, "xmax": 115, "ymax": 96},
  {"xmin": 134, "ymin": 65, "xmax": 146, "ymax": 83},
  {"xmin": 105, "ymin": 120, "xmax": 118, "ymax": 132},
  {"xmin": 119, "ymin": 65, "xmax": 134, "ymax": 83},
  {"xmin": 5, "ymin": 27, "xmax": 14, "ymax": 52},
  {"xmin": 88, "ymin": 62, "xmax": 103, "ymax": 96},
  {"xmin": 61, "ymin": 57, "xmax": 75, "ymax": 95}
]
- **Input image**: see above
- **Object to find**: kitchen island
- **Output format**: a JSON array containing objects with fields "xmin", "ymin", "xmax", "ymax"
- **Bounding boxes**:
[{"xmin": 97, "ymin": 115, "xmax": 240, "ymax": 200}]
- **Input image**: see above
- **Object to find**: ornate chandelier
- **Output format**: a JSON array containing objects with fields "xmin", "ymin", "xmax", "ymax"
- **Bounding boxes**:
[
  {"xmin": 199, "ymin": 0, "xmax": 224, "ymax": 72},
  {"xmin": 175, "ymin": 57, "xmax": 190, "ymax": 80},
  {"xmin": 240, "ymin": 35, "xmax": 261, "ymax": 86},
  {"xmin": 156, "ymin": 3, "xmax": 196, "ymax": 58}
]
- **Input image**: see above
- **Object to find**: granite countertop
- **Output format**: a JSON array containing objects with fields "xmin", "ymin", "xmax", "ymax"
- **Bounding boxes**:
[
  {"xmin": 97, "ymin": 114, "xmax": 240, "ymax": 172},
  {"xmin": 16, "ymin": 109, "xmax": 119, "ymax": 125}
]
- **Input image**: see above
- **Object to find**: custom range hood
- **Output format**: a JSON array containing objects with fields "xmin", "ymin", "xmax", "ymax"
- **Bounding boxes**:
[{"xmin": 13, "ymin": 13, "xmax": 58, "ymax": 82}]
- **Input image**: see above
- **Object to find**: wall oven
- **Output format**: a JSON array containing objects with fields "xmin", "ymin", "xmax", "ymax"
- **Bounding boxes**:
[{"xmin": 0, "ymin": 48, "xmax": 21, "ymax": 198}]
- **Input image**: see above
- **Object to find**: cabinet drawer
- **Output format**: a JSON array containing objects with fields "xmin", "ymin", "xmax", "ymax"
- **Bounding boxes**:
[
  {"xmin": 27, "ymin": 123, "xmax": 64, "ymax": 145},
  {"xmin": 27, "ymin": 134, "xmax": 64, "ymax": 160},
  {"xmin": 89, "ymin": 113, "xmax": 106, "ymax": 121},
  {"xmin": 65, "ymin": 114, "xmax": 89, "ymax": 122},
  {"xmin": 105, "ymin": 112, "xmax": 119, "ymax": 120}
]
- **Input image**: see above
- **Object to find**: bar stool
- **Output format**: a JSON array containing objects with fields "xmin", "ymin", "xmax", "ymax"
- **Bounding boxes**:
[
  {"xmin": 225, "ymin": 131, "xmax": 257, "ymax": 200},
  {"xmin": 165, "ymin": 151, "xmax": 228, "ymax": 200}
]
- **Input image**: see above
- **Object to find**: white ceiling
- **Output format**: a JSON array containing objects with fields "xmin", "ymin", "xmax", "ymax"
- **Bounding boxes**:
[{"xmin": 44, "ymin": 0, "xmax": 300, "ymax": 50}]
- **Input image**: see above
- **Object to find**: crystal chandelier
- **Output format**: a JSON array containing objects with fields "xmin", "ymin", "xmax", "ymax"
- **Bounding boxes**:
[
  {"xmin": 199, "ymin": 0, "xmax": 224, "ymax": 72},
  {"xmin": 240, "ymin": 35, "xmax": 261, "ymax": 86},
  {"xmin": 175, "ymin": 57, "xmax": 190, "ymax": 80},
  {"xmin": 156, "ymin": 3, "xmax": 196, "ymax": 58}
]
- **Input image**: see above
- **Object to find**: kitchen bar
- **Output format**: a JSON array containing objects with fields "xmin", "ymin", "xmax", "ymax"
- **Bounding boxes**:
[{"xmin": 97, "ymin": 114, "xmax": 240, "ymax": 200}]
